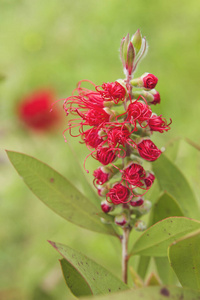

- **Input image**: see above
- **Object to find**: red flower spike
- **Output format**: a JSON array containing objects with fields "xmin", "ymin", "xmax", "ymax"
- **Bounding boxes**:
[
  {"xmin": 137, "ymin": 139, "xmax": 162, "ymax": 161},
  {"xmin": 148, "ymin": 114, "xmax": 172, "ymax": 133},
  {"xmin": 107, "ymin": 183, "xmax": 130, "ymax": 205},
  {"xmin": 18, "ymin": 89, "xmax": 60, "ymax": 131}
]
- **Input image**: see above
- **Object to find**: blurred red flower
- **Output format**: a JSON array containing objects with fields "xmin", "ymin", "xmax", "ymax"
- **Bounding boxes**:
[{"xmin": 17, "ymin": 89, "xmax": 61, "ymax": 131}]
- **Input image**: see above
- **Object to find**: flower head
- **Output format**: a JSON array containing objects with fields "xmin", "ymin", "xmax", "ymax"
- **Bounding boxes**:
[
  {"xmin": 107, "ymin": 183, "xmax": 130, "ymax": 205},
  {"xmin": 137, "ymin": 139, "xmax": 162, "ymax": 161}
]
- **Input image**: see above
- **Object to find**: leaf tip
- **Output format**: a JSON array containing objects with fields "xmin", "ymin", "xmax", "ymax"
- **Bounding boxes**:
[{"xmin": 48, "ymin": 240, "xmax": 56, "ymax": 248}]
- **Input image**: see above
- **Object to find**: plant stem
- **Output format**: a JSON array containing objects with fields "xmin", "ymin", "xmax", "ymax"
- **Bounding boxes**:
[{"xmin": 121, "ymin": 227, "xmax": 130, "ymax": 284}]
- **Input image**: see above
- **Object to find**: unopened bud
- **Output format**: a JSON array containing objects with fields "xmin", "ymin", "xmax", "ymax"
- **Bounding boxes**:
[
  {"xmin": 137, "ymin": 200, "xmax": 152, "ymax": 215},
  {"xmin": 101, "ymin": 200, "xmax": 114, "ymax": 213},
  {"xmin": 131, "ymin": 73, "xmax": 158, "ymax": 90},
  {"xmin": 114, "ymin": 214, "xmax": 128, "ymax": 227},
  {"xmin": 134, "ymin": 219, "xmax": 147, "ymax": 231},
  {"xmin": 131, "ymin": 29, "xmax": 142, "ymax": 55},
  {"xmin": 97, "ymin": 185, "xmax": 109, "ymax": 197},
  {"xmin": 130, "ymin": 197, "xmax": 144, "ymax": 207}
]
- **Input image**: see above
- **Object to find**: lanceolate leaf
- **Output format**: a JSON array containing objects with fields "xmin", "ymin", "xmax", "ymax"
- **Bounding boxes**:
[
  {"xmin": 137, "ymin": 192, "xmax": 183, "ymax": 279},
  {"xmin": 153, "ymin": 154, "xmax": 199, "ymax": 219},
  {"xmin": 68, "ymin": 286, "xmax": 200, "ymax": 300},
  {"xmin": 49, "ymin": 241, "xmax": 128, "ymax": 295},
  {"xmin": 7, "ymin": 151, "xmax": 117, "ymax": 236},
  {"xmin": 131, "ymin": 217, "xmax": 200, "ymax": 257},
  {"xmin": 149, "ymin": 192, "xmax": 183, "ymax": 285},
  {"xmin": 60, "ymin": 259, "xmax": 92, "ymax": 297},
  {"xmin": 150, "ymin": 192, "xmax": 184, "ymax": 224},
  {"xmin": 66, "ymin": 140, "xmax": 100, "ymax": 208},
  {"xmin": 168, "ymin": 230, "xmax": 200, "ymax": 290}
]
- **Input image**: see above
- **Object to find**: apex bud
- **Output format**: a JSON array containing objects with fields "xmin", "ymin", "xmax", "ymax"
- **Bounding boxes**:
[{"xmin": 131, "ymin": 29, "xmax": 142, "ymax": 54}]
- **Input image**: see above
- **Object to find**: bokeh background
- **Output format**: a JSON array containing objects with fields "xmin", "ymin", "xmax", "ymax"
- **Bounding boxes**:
[{"xmin": 1, "ymin": 0, "xmax": 200, "ymax": 299}]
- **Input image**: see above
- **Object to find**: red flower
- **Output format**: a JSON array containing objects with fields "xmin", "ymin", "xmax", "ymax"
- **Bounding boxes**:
[
  {"xmin": 82, "ymin": 127, "xmax": 103, "ymax": 148},
  {"xmin": 102, "ymin": 124, "xmax": 132, "ymax": 148},
  {"xmin": 18, "ymin": 89, "xmax": 60, "ymax": 131},
  {"xmin": 148, "ymin": 114, "xmax": 171, "ymax": 133},
  {"xmin": 95, "ymin": 147, "xmax": 117, "ymax": 165},
  {"xmin": 93, "ymin": 167, "xmax": 110, "ymax": 185},
  {"xmin": 127, "ymin": 100, "xmax": 152, "ymax": 128},
  {"xmin": 142, "ymin": 73, "xmax": 158, "ymax": 89},
  {"xmin": 137, "ymin": 139, "xmax": 162, "ymax": 161},
  {"xmin": 122, "ymin": 163, "xmax": 146, "ymax": 187},
  {"xmin": 107, "ymin": 183, "xmax": 130, "ymax": 205},
  {"xmin": 96, "ymin": 81, "xmax": 126, "ymax": 104}
]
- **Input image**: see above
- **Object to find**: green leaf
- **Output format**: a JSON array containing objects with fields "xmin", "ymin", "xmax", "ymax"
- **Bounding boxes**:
[
  {"xmin": 168, "ymin": 229, "xmax": 200, "ymax": 290},
  {"xmin": 49, "ymin": 241, "xmax": 128, "ymax": 295},
  {"xmin": 65, "ymin": 140, "xmax": 100, "ymax": 208},
  {"xmin": 137, "ymin": 257, "xmax": 151, "ymax": 280},
  {"xmin": 153, "ymin": 154, "xmax": 199, "ymax": 219},
  {"xmin": 137, "ymin": 193, "xmax": 183, "ymax": 279},
  {"xmin": 60, "ymin": 259, "xmax": 92, "ymax": 297},
  {"xmin": 131, "ymin": 217, "xmax": 200, "ymax": 257},
  {"xmin": 149, "ymin": 192, "xmax": 183, "ymax": 285},
  {"xmin": 69, "ymin": 286, "xmax": 200, "ymax": 300},
  {"xmin": 7, "ymin": 151, "xmax": 117, "ymax": 236},
  {"xmin": 151, "ymin": 192, "xmax": 184, "ymax": 225},
  {"xmin": 154, "ymin": 257, "xmax": 178, "ymax": 285}
]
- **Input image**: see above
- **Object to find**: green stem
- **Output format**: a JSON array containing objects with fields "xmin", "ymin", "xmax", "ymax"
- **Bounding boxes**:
[{"xmin": 121, "ymin": 227, "xmax": 130, "ymax": 284}]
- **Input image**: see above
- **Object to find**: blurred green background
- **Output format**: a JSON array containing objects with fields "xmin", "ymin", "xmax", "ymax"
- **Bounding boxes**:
[{"xmin": 1, "ymin": 0, "xmax": 200, "ymax": 299}]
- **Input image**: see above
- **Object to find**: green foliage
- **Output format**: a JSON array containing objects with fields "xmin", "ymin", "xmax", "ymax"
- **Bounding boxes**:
[
  {"xmin": 60, "ymin": 259, "xmax": 92, "ymax": 297},
  {"xmin": 168, "ymin": 230, "xmax": 200, "ymax": 290},
  {"xmin": 153, "ymin": 154, "xmax": 199, "ymax": 219},
  {"xmin": 131, "ymin": 217, "xmax": 200, "ymax": 257},
  {"xmin": 67, "ymin": 286, "xmax": 200, "ymax": 300},
  {"xmin": 49, "ymin": 241, "xmax": 128, "ymax": 295},
  {"xmin": 6, "ymin": 151, "xmax": 116, "ymax": 236}
]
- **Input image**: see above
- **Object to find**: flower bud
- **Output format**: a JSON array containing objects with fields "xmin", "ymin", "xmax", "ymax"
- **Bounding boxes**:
[
  {"xmin": 107, "ymin": 183, "xmax": 130, "ymax": 205},
  {"xmin": 114, "ymin": 214, "xmax": 128, "ymax": 227},
  {"xmin": 130, "ymin": 197, "xmax": 144, "ymax": 207},
  {"xmin": 144, "ymin": 172, "xmax": 155, "ymax": 188},
  {"xmin": 137, "ymin": 200, "xmax": 152, "ymax": 215},
  {"xmin": 134, "ymin": 219, "xmax": 147, "ymax": 231},
  {"xmin": 137, "ymin": 139, "xmax": 162, "ymax": 161},
  {"xmin": 93, "ymin": 166, "xmax": 113, "ymax": 185},
  {"xmin": 97, "ymin": 185, "xmax": 109, "ymax": 197},
  {"xmin": 148, "ymin": 89, "xmax": 161, "ymax": 105},
  {"xmin": 101, "ymin": 200, "xmax": 114, "ymax": 213},
  {"xmin": 131, "ymin": 73, "xmax": 158, "ymax": 89},
  {"xmin": 131, "ymin": 29, "xmax": 142, "ymax": 55}
]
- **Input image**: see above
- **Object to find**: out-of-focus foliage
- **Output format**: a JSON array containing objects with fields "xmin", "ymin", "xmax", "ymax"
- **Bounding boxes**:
[{"xmin": 0, "ymin": 0, "xmax": 200, "ymax": 299}]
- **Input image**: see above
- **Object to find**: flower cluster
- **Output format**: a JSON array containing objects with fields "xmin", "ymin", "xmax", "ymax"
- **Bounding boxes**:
[{"xmin": 63, "ymin": 30, "xmax": 171, "ymax": 230}]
